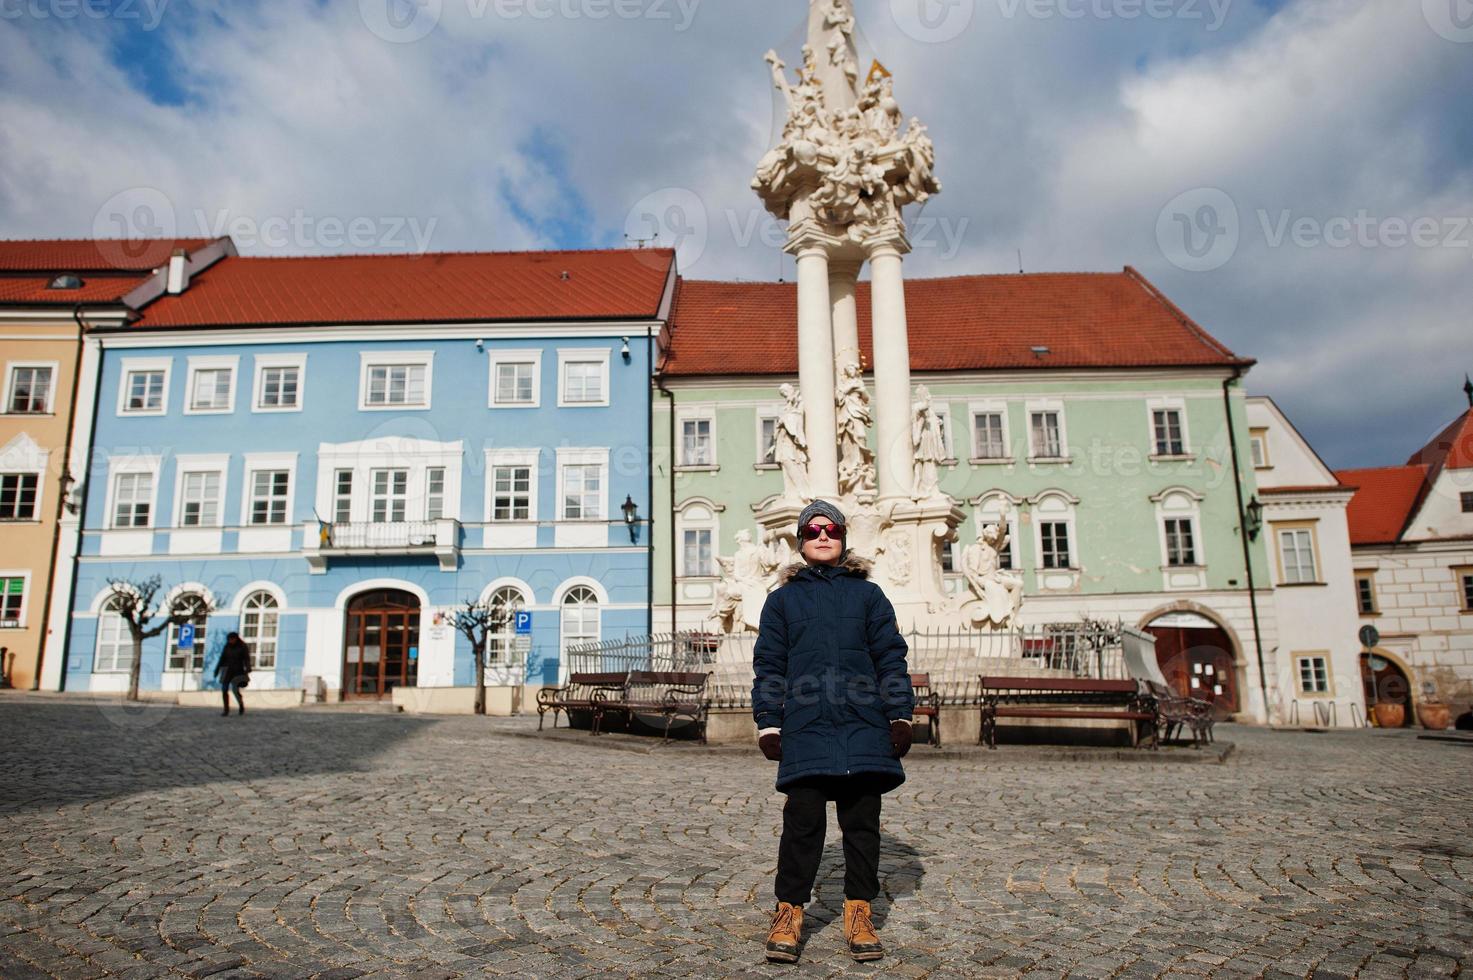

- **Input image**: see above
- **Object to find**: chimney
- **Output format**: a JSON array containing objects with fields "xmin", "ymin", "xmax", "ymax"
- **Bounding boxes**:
[{"xmin": 166, "ymin": 248, "xmax": 189, "ymax": 294}]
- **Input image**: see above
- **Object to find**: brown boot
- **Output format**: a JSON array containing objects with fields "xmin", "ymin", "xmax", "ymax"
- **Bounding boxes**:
[
  {"xmin": 843, "ymin": 899, "xmax": 883, "ymax": 961},
  {"xmin": 764, "ymin": 901, "xmax": 803, "ymax": 963}
]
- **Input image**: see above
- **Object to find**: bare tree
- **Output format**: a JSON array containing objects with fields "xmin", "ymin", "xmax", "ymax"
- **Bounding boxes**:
[
  {"xmin": 448, "ymin": 599, "xmax": 497, "ymax": 716},
  {"xmin": 105, "ymin": 576, "xmax": 215, "ymax": 702}
]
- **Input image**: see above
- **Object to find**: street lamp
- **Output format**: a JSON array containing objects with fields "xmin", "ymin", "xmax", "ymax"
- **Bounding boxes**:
[
  {"xmin": 1245, "ymin": 496, "xmax": 1264, "ymax": 541},
  {"xmin": 621, "ymin": 494, "xmax": 640, "ymax": 543}
]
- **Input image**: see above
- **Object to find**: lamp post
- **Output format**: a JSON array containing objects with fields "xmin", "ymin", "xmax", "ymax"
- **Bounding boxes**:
[
  {"xmin": 622, "ymin": 495, "xmax": 640, "ymax": 543},
  {"xmin": 1245, "ymin": 496, "xmax": 1264, "ymax": 541}
]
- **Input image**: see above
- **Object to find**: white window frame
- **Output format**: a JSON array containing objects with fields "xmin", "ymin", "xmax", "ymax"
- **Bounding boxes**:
[
  {"xmin": 1355, "ymin": 571, "xmax": 1379, "ymax": 615},
  {"xmin": 104, "ymin": 455, "xmax": 162, "ymax": 530},
  {"xmin": 239, "ymin": 590, "xmax": 280, "ymax": 670},
  {"xmin": 239, "ymin": 453, "xmax": 298, "ymax": 527},
  {"xmin": 1032, "ymin": 491, "xmax": 1078, "ymax": 570},
  {"xmin": 556, "ymin": 448, "xmax": 609, "ymax": 521},
  {"xmin": 485, "ymin": 585, "xmax": 530, "ymax": 664},
  {"xmin": 755, "ymin": 410, "xmax": 781, "ymax": 467},
  {"xmin": 171, "ymin": 454, "xmax": 230, "ymax": 529},
  {"xmin": 1295, "ymin": 654, "xmax": 1331, "ymax": 695},
  {"xmin": 1146, "ymin": 398, "xmax": 1191, "ymax": 458},
  {"xmin": 116, "ymin": 357, "xmax": 172, "ymax": 417},
  {"xmin": 487, "ymin": 349, "xmax": 543, "ymax": 409},
  {"xmin": 370, "ymin": 468, "xmax": 410, "ymax": 524},
  {"xmin": 1152, "ymin": 487, "xmax": 1206, "ymax": 569},
  {"xmin": 1025, "ymin": 400, "xmax": 1068, "ymax": 461},
  {"xmin": 359, "ymin": 351, "xmax": 434, "ymax": 412},
  {"xmin": 557, "ymin": 347, "xmax": 611, "ymax": 408},
  {"xmin": 1275, "ymin": 524, "xmax": 1321, "ymax": 585},
  {"xmin": 675, "ymin": 500, "xmax": 721, "ymax": 579},
  {"xmin": 183, "ymin": 355, "xmax": 239, "ymax": 416},
  {"xmin": 1250, "ymin": 427, "xmax": 1271, "ymax": 469},
  {"xmin": 677, "ymin": 408, "xmax": 717, "ymax": 469},
  {"xmin": 252, "ymin": 353, "xmax": 308, "ymax": 413},
  {"xmin": 969, "ymin": 401, "xmax": 1013, "ymax": 463},
  {"xmin": 0, "ymin": 569, "xmax": 32, "ymax": 629},
  {"xmin": 932, "ymin": 402, "xmax": 956, "ymax": 461},
  {"xmin": 314, "ymin": 439, "xmax": 461, "ymax": 526},
  {"xmin": 558, "ymin": 583, "xmax": 602, "ymax": 664},
  {"xmin": 93, "ymin": 595, "xmax": 131, "ymax": 673},
  {"xmin": 3, "ymin": 361, "xmax": 60, "ymax": 415},
  {"xmin": 484, "ymin": 449, "xmax": 541, "ymax": 523}
]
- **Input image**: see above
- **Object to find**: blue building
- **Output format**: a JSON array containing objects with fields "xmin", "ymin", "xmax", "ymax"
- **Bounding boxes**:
[{"xmin": 55, "ymin": 248, "xmax": 677, "ymax": 707}]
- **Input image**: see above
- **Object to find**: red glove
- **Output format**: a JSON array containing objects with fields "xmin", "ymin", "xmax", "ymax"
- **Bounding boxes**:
[
  {"xmin": 758, "ymin": 732, "xmax": 782, "ymax": 762},
  {"xmin": 890, "ymin": 720, "xmax": 913, "ymax": 758}
]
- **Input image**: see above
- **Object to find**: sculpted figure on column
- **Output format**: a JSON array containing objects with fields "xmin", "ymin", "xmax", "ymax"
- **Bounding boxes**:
[
  {"xmin": 835, "ymin": 362, "xmax": 877, "ymax": 497},
  {"xmin": 960, "ymin": 505, "xmax": 1024, "ymax": 628},
  {"xmin": 773, "ymin": 383, "xmax": 812, "ymax": 503},
  {"xmin": 910, "ymin": 385, "xmax": 947, "ymax": 500},
  {"xmin": 710, "ymin": 530, "xmax": 788, "ymax": 633}
]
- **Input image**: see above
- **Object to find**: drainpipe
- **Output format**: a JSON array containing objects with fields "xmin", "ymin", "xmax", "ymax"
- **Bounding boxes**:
[
  {"xmin": 1223, "ymin": 367, "xmax": 1269, "ymax": 719},
  {"xmin": 654, "ymin": 370, "xmax": 677, "ymax": 634},
  {"xmin": 645, "ymin": 334, "xmax": 654, "ymax": 638}
]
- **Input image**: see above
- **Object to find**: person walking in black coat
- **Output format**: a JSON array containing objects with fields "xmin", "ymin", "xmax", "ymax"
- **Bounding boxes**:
[
  {"xmin": 753, "ymin": 499, "xmax": 915, "ymax": 964},
  {"xmin": 216, "ymin": 632, "xmax": 252, "ymax": 716}
]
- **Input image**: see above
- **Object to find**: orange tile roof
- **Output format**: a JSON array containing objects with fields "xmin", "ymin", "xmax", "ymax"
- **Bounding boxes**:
[
  {"xmin": 0, "ymin": 275, "xmax": 152, "ymax": 305},
  {"xmin": 0, "ymin": 238, "xmax": 214, "ymax": 273},
  {"xmin": 1335, "ymin": 465, "xmax": 1432, "ymax": 546},
  {"xmin": 1407, "ymin": 408, "xmax": 1473, "ymax": 473},
  {"xmin": 661, "ymin": 267, "xmax": 1251, "ymax": 376},
  {"xmin": 128, "ymin": 249, "xmax": 676, "ymax": 329}
]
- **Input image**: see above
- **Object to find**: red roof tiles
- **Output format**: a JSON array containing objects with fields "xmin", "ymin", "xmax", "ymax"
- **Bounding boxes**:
[
  {"xmin": 661, "ymin": 267, "xmax": 1251, "ymax": 376},
  {"xmin": 0, "ymin": 239, "xmax": 214, "ymax": 273},
  {"xmin": 1335, "ymin": 465, "xmax": 1432, "ymax": 546},
  {"xmin": 1407, "ymin": 409, "xmax": 1473, "ymax": 473},
  {"xmin": 0, "ymin": 276, "xmax": 150, "ymax": 305},
  {"xmin": 129, "ymin": 249, "xmax": 677, "ymax": 328}
]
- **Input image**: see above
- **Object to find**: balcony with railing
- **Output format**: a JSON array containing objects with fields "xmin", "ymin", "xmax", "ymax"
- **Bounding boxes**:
[{"xmin": 302, "ymin": 518, "xmax": 460, "ymax": 572}]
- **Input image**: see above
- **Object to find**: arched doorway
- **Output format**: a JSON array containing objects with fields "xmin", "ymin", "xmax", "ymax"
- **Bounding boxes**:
[
  {"xmin": 343, "ymin": 589, "xmax": 420, "ymax": 699},
  {"xmin": 1144, "ymin": 610, "xmax": 1239, "ymax": 714},
  {"xmin": 1360, "ymin": 650, "xmax": 1413, "ymax": 727}
]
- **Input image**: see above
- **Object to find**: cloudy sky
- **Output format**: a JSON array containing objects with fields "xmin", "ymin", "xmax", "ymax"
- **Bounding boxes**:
[{"xmin": 1, "ymin": 0, "xmax": 1468, "ymax": 468}]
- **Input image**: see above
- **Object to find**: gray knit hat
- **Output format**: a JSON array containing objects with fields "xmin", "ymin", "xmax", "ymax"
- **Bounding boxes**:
[{"xmin": 798, "ymin": 498, "xmax": 847, "ymax": 532}]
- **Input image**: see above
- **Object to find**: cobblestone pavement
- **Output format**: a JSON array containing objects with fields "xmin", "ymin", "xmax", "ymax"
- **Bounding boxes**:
[{"xmin": 1, "ymin": 696, "xmax": 1470, "ymax": 979}]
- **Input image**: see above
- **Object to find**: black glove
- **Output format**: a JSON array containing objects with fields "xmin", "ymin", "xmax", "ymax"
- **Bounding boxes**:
[
  {"xmin": 758, "ymin": 732, "xmax": 782, "ymax": 762},
  {"xmin": 890, "ymin": 720, "xmax": 912, "ymax": 758}
]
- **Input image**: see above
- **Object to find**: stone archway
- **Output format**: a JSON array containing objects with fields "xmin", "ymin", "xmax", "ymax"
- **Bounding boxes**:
[
  {"xmin": 1141, "ymin": 605, "xmax": 1243, "ymax": 715},
  {"xmin": 1360, "ymin": 647, "xmax": 1416, "ymax": 728}
]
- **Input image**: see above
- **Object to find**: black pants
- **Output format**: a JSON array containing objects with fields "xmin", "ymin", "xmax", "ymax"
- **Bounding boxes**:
[
  {"xmin": 774, "ymin": 774, "xmax": 883, "ymax": 905},
  {"xmin": 222, "ymin": 678, "xmax": 244, "ymax": 712}
]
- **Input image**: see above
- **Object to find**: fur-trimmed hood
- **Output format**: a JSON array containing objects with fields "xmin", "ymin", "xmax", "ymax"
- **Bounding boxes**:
[{"xmin": 777, "ymin": 550, "xmax": 873, "ymax": 586}]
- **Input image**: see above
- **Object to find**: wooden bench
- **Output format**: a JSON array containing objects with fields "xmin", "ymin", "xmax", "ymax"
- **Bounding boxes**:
[
  {"xmin": 592, "ymin": 670, "xmax": 713, "ymax": 743},
  {"xmin": 979, "ymin": 676, "xmax": 1159, "ymax": 750},
  {"xmin": 536, "ymin": 672, "xmax": 628, "ymax": 731},
  {"xmin": 910, "ymin": 672, "xmax": 943, "ymax": 747}
]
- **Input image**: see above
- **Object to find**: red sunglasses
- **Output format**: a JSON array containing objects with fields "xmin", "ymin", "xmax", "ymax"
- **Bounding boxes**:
[{"xmin": 799, "ymin": 522, "xmax": 846, "ymax": 541}]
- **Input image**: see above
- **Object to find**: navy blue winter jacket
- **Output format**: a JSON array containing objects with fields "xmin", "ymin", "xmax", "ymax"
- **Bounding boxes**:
[{"xmin": 752, "ymin": 552, "xmax": 914, "ymax": 792}]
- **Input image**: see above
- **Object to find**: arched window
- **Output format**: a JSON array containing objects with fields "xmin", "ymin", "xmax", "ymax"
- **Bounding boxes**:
[
  {"xmin": 95, "ymin": 596, "xmax": 130, "ymax": 673},
  {"xmin": 166, "ymin": 593, "xmax": 210, "ymax": 672},
  {"xmin": 560, "ymin": 585, "xmax": 600, "ymax": 666},
  {"xmin": 240, "ymin": 591, "xmax": 280, "ymax": 670},
  {"xmin": 486, "ymin": 586, "xmax": 527, "ymax": 664}
]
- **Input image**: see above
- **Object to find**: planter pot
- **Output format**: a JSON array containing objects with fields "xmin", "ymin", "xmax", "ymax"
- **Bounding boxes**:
[
  {"xmin": 1418, "ymin": 703, "xmax": 1451, "ymax": 731},
  {"xmin": 1372, "ymin": 702, "xmax": 1406, "ymax": 729}
]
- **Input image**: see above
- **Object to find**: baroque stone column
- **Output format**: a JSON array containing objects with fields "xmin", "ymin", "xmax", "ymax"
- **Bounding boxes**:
[
  {"xmin": 829, "ymin": 260, "xmax": 861, "ymax": 379},
  {"xmin": 795, "ymin": 243, "xmax": 839, "ymax": 499},
  {"xmin": 869, "ymin": 239, "xmax": 915, "ymax": 501}
]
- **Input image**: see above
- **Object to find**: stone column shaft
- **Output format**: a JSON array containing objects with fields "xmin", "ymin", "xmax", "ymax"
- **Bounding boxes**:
[
  {"xmin": 869, "ymin": 244, "xmax": 914, "ymax": 499},
  {"xmin": 796, "ymin": 246, "xmax": 839, "ymax": 499},
  {"xmin": 829, "ymin": 261, "xmax": 861, "ymax": 377}
]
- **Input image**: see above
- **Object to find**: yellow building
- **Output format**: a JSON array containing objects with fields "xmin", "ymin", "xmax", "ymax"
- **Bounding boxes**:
[{"xmin": 0, "ymin": 238, "xmax": 232, "ymax": 689}]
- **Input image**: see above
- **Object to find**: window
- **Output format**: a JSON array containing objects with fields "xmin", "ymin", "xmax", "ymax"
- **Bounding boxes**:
[
  {"xmin": 178, "ymin": 471, "xmax": 221, "ymax": 527},
  {"xmin": 360, "ymin": 354, "xmax": 433, "ymax": 409},
  {"xmin": 1461, "ymin": 572, "xmax": 1473, "ymax": 613},
  {"xmin": 758, "ymin": 416, "xmax": 778, "ymax": 465},
  {"xmin": 1356, "ymin": 573, "xmax": 1378, "ymax": 615},
  {"xmin": 371, "ymin": 469, "xmax": 409, "ymax": 523},
  {"xmin": 257, "ymin": 366, "xmax": 300, "ymax": 410},
  {"xmin": 333, "ymin": 470, "xmax": 353, "ymax": 523},
  {"xmin": 1296, "ymin": 655, "xmax": 1329, "ymax": 694},
  {"xmin": 1277, "ymin": 527, "xmax": 1319, "ymax": 584},
  {"xmin": 681, "ymin": 418, "xmax": 713, "ymax": 466},
  {"xmin": 94, "ymin": 596, "xmax": 131, "ymax": 672},
  {"xmin": 1040, "ymin": 521, "xmax": 1071, "ymax": 569},
  {"xmin": 683, "ymin": 528, "xmax": 714, "ymax": 577},
  {"xmin": 973, "ymin": 411, "xmax": 1007, "ymax": 460},
  {"xmin": 933, "ymin": 404, "xmax": 955, "ymax": 460},
  {"xmin": 487, "ymin": 586, "xmax": 527, "ymax": 663},
  {"xmin": 112, "ymin": 472, "xmax": 153, "ymax": 528},
  {"xmin": 1164, "ymin": 517, "xmax": 1197, "ymax": 566},
  {"xmin": 1030, "ymin": 410, "xmax": 1062, "ymax": 459},
  {"xmin": 940, "ymin": 540, "xmax": 955, "ymax": 574},
  {"xmin": 557, "ymin": 348, "xmax": 610, "ymax": 407},
  {"xmin": 1462, "ymin": 492, "xmax": 1473, "ymax": 514},
  {"xmin": 1250, "ymin": 428, "xmax": 1270, "ymax": 468},
  {"xmin": 492, "ymin": 466, "xmax": 532, "ymax": 521},
  {"xmin": 561, "ymin": 464, "xmax": 602, "ymax": 520},
  {"xmin": 560, "ymin": 585, "xmax": 600, "ymax": 659},
  {"xmin": 495, "ymin": 362, "xmax": 534, "ymax": 405},
  {"xmin": 188, "ymin": 367, "xmax": 233, "ymax": 412},
  {"xmin": 0, "ymin": 474, "xmax": 39, "ymax": 521},
  {"xmin": 166, "ymin": 594, "xmax": 209, "ymax": 672},
  {"xmin": 122, "ymin": 368, "xmax": 166, "ymax": 413},
  {"xmin": 1153, "ymin": 408, "xmax": 1186, "ymax": 456},
  {"xmin": 426, "ymin": 467, "xmax": 446, "ymax": 521},
  {"xmin": 248, "ymin": 470, "xmax": 291, "ymax": 526},
  {"xmin": 6, "ymin": 365, "xmax": 53, "ymax": 414},
  {"xmin": 0, "ymin": 576, "xmax": 24, "ymax": 627},
  {"xmin": 240, "ymin": 592, "xmax": 279, "ymax": 670}
]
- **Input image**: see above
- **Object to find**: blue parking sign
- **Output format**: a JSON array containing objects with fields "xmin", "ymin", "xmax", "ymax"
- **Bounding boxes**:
[
  {"xmin": 178, "ymin": 623, "xmax": 196, "ymax": 650},
  {"xmin": 514, "ymin": 611, "xmax": 533, "ymax": 635}
]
